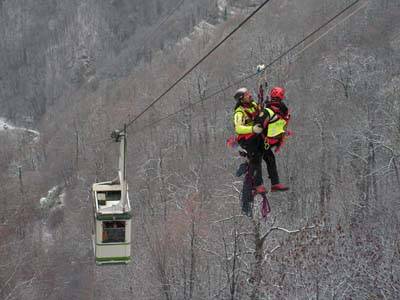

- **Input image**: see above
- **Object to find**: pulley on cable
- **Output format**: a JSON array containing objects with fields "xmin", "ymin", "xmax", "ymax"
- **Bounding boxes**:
[{"xmin": 92, "ymin": 125, "xmax": 132, "ymax": 265}]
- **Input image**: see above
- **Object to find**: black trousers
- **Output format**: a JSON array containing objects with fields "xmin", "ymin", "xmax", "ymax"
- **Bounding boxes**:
[
  {"xmin": 239, "ymin": 135, "xmax": 279, "ymax": 186},
  {"xmin": 263, "ymin": 147, "xmax": 280, "ymax": 185}
]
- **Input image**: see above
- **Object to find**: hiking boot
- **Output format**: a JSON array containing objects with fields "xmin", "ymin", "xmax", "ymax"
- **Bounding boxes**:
[
  {"xmin": 253, "ymin": 185, "xmax": 266, "ymax": 196},
  {"xmin": 271, "ymin": 183, "xmax": 289, "ymax": 192}
]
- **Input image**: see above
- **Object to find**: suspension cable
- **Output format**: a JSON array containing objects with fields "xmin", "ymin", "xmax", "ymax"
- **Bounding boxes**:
[
  {"xmin": 123, "ymin": 0, "xmax": 274, "ymax": 130},
  {"xmin": 264, "ymin": 0, "xmax": 365, "ymax": 68},
  {"xmin": 132, "ymin": 0, "xmax": 367, "ymax": 134}
]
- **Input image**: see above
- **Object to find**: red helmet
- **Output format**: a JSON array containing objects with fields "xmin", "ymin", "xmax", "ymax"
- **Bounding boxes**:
[{"xmin": 270, "ymin": 87, "xmax": 285, "ymax": 100}]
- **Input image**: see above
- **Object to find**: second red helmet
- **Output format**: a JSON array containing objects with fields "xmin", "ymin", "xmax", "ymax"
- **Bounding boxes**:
[{"xmin": 270, "ymin": 87, "xmax": 285, "ymax": 100}]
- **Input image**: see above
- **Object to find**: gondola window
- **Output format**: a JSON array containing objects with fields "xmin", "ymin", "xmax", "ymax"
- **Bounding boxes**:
[{"xmin": 102, "ymin": 221, "xmax": 126, "ymax": 243}]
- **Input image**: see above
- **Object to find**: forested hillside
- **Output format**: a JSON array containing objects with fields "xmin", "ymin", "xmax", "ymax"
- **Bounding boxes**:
[{"xmin": 1, "ymin": 0, "xmax": 400, "ymax": 299}]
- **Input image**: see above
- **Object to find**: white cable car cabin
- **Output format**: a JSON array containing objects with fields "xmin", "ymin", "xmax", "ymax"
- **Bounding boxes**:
[{"xmin": 92, "ymin": 128, "xmax": 132, "ymax": 265}]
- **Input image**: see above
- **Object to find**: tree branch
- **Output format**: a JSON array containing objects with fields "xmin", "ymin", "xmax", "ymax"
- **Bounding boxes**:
[{"xmin": 261, "ymin": 225, "xmax": 315, "ymax": 242}]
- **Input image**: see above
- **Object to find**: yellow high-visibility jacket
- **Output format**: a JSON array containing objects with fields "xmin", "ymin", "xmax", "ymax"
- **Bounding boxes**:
[
  {"xmin": 265, "ymin": 108, "xmax": 287, "ymax": 138},
  {"xmin": 233, "ymin": 102, "xmax": 287, "ymax": 139},
  {"xmin": 233, "ymin": 101, "xmax": 258, "ymax": 136}
]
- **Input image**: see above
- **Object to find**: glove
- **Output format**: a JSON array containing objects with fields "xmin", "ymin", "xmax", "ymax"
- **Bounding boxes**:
[{"xmin": 252, "ymin": 124, "xmax": 263, "ymax": 134}]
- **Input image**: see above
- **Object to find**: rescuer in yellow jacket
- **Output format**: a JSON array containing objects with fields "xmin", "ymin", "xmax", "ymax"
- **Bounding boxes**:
[{"xmin": 233, "ymin": 87, "xmax": 289, "ymax": 193}]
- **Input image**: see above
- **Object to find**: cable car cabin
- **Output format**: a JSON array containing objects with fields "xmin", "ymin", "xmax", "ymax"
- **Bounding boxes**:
[{"xmin": 92, "ymin": 181, "xmax": 131, "ymax": 265}]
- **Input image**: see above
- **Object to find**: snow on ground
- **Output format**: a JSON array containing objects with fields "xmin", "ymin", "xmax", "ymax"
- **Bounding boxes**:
[
  {"xmin": 216, "ymin": 0, "xmax": 243, "ymax": 17},
  {"xmin": 193, "ymin": 20, "xmax": 215, "ymax": 36},
  {"xmin": 177, "ymin": 20, "xmax": 216, "ymax": 48},
  {"xmin": 217, "ymin": 0, "xmax": 227, "ymax": 12},
  {"xmin": 0, "ymin": 118, "xmax": 40, "ymax": 142},
  {"xmin": 176, "ymin": 20, "xmax": 216, "ymax": 55},
  {"xmin": 40, "ymin": 185, "xmax": 65, "ymax": 209},
  {"xmin": 0, "ymin": 118, "xmax": 15, "ymax": 130},
  {"xmin": 177, "ymin": 36, "xmax": 192, "ymax": 47}
]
